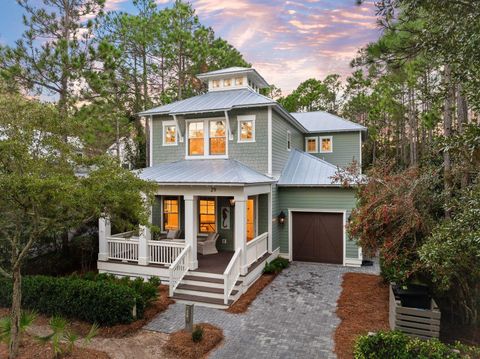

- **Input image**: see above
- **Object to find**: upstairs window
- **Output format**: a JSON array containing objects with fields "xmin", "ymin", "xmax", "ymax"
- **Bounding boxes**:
[
  {"xmin": 235, "ymin": 77, "xmax": 244, "ymax": 86},
  {"xmin": 305, "ymin": 137, "xmax": 318, "ymax": 153},
  {"xmin": 163, "ymin": 197, "xmax": 179, "ymax": 230},
  {"xmin": 224, "ymin": 78, "xmax": 232, "ymax": 87},
  {"xmin": 199, "ymin": 198, "xmax": 216, "ymax": 233},
  {"xmin": 212, "ymin": 80, "xmax": 221, "ymax": 88},
  {"xmin": 238, "ymin": 115, "xmax": 255, "ymax": 142},
  {"xmin": 209, "ymin": 120, "xmax": 226, "ymax": 155},
  {"xmin": 287, "ymin": 131, "xmax": 292, "ymax": 151},
  {"xmin": 320, "ymin": 136, "xmax": 333, "ymax": 153},
  {"xmin": 163, "ymin": 121, "xmax": 177, "ymax": 146},
  {"xmin": 188, "ymin": 121, "xmax": 204, "ymax": 156}
]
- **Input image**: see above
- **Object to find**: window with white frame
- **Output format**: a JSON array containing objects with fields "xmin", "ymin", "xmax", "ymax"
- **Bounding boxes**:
[
  {"xmin": 199, "ymin": 198, "xmax": 216, "ymax": 233},
  {"xmin": 320, "ymin": 136, "xmax": 333, "ymax": 153},
  {"xmin": 305, "ymin": 136, "xmax": 318, "ymax": 153},
  {"xmin": 235, "ymin": 77, "xmax": 244, "ymax": 86},
  {"xmin": 224, "ymin": 78, "xmax": 232, "ymax": 87},
  {"xmin": 163, "ymin": 121, "xmax": 177, "ymax": 146},
  {"xmin": 187, "ymin": 119, "xmax": 226, "ymax": 157},
  {"xmin": 287, "ymin": 131, "xmax": 292, "ymax": 151},
  {"xmin": 238, "ymin": 115, "xmax": 255, "ymax": 142},
  {"xmin": 212, "ymin": 79, "xmax": 221, "ymax": 88}
]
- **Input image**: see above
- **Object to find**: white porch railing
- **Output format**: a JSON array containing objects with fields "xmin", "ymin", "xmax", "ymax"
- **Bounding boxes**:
[
  {"xmin": 149, "ymin": 241, "xmax": 185, "ymax": 265},
  {"xmin": 169, "ymin": 244, "xmax": 191, "ymax": 297},
  {"xmin": 246, "ymin": 232, "xmax": 268, "ymax": 268},
  {"xmin": 223, "ymin": 248, "xmax": 242, "ymax": 305},
  {"xmin": 107, "ymin": 237, "xmax": 139, "ymax": 262}
]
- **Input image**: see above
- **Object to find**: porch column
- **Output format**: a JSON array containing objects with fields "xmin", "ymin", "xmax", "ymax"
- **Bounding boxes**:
[
  {"xmin": 98, "ymin": 215, "xmax": 110, "ymax": 261},
  {"xmin": 234, "ymin": 196, "xmax": 248, "ymax": 275},
  {"xmin": 184, "ymin": 194, "xmax": 198, "ymax": 269},
  {"xmin": 138, "ymin": 196, "xmax": 152, "ymax": 266},
  {"xmin": 267, "ymin": 188, "xmax": 273, "ymax": 253}
]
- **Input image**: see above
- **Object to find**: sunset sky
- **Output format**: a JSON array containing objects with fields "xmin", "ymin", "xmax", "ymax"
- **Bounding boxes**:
[{"xmin": 0, "ymin": 0, "xmax": 382, "ymax": 94}]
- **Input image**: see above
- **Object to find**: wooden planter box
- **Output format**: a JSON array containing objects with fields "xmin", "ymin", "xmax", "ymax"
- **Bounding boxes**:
[{"xmin": 389, "ymin": 284, "xmax": 441, "ymax": 339}]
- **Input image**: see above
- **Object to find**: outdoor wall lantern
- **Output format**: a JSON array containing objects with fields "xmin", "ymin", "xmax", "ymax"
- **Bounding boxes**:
[
  {"xmin": 229, "ymin": 198, "xmax": 236, "ymax": 207},
  {"xmin": 278, "ymin": 211, "xmax": 286, "ymax": 225}
]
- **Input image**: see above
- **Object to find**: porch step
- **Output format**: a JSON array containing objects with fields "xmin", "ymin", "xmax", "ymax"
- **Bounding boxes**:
[
  {"xmin": 176, "ymin": 284, "xmax": 239, "ymax": 299},
  {"xmin": 188, "ymin": 270, "xmax": 224, "ymax": 280},
  {"xmin": 182, "ymin": 275, "xmax": 243, "ymax": 289},
  {"xmin": 172, "ymin": 293, "xmax": 233, "ymax": 309}
]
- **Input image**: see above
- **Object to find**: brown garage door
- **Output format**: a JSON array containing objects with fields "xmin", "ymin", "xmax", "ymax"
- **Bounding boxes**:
[{"xmin": 292, "ymin": 212, "xmax": 343, "ymax": 264}]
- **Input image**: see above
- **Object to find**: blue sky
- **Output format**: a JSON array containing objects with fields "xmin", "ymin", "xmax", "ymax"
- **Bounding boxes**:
[{"xmin": 0, "ymin": 0, "xmax": 381, "ymax": 94}]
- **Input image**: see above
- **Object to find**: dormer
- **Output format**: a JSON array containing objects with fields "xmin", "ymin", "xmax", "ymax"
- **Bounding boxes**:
[{"xmin": 196, "ymin": 67, "xmax": 270, "ymax": 93}]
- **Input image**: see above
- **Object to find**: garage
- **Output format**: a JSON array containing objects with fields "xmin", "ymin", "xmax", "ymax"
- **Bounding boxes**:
[{"xmin": 291, "ymin": 211, "xmax": 344, "ymax": 264}]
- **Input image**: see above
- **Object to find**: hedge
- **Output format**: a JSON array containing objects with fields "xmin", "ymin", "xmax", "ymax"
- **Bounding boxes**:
[
  {"xmin": 0, "ymin": 275, "xmax": 142, "ymax": 326},
  {"xmin": 354, "ymin": 331, "xmax": 480, "ymax": 359}
]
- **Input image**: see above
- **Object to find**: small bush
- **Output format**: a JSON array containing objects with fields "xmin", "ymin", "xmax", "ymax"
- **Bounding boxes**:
[
  {"xmin": 192, "ymin": 325, "xmax": 204, "ymax": 343},
  {"xmin": 0, "ymin": 276, "xmax": 142, "ymax": 326},
  {"xmin": 263, "ymin": 257, "xmax": 290, "ymax": 274},
  {"xmin": 354, "ymin": 331, "xmax": 478, "ymax": 359}
]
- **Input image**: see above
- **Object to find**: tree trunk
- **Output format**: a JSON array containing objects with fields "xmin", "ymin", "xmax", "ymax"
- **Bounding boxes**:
[
  {"xmin": 9, "ymin": 267, "xmax": 22, "ymax": 359},
  {"xmin": 443, "ymin": 66, "xmax": 454, "ymax": 217},
  {"xmin": 457, "ymin": 84, "xmax": 469, "ymax": 188}
]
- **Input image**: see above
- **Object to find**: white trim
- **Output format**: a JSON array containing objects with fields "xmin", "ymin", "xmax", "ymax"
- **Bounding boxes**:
[
  {"xmin": 149, "ymin": 116, "xmax": 153, "ymax": 167},
  {"xmin": 267, "ymin": 106, "xmax": 272, "ymax": 176},
  {"xmin": 162, "ymin": 120, "xmax": 178, "ymax": 146},
  {"xmin": 287, "ymin": 208, "xmax": 347, "ymax": 266},
  {"xmin": 267, "ymin": 186, "xmax": 273, "ymax": 253},
  {"xmin": 237, "ymin": 115, "xmax": 256, "ymax": 143},
  {"xmin": 305, "ymin": 136, "xmax": 318, "ymax": 153},
  {"xmin": 224, "ymin": 110, "xmax": 233, "ymax": 140},
  {"xmin": 286, "ymin": 130, "xmax": 291, "ymax": 151},
  {"xmin": 359, "ymin": 131, "xmax": 362, "ymax": 174},
  {"xmin": 185, "ymin": 117, "xmax": 228, "ymax": 159},
  {"xmin": 319, "ymin": 136, "xmax": 333, "ymax": 153}
]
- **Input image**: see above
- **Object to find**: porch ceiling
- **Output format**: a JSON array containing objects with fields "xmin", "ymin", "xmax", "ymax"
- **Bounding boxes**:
[{"xmin": 136, "ymin": 159, "xmax": 275, "ymax": 185}]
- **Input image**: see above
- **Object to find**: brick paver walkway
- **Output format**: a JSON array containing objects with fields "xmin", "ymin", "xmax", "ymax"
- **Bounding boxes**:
[{"xmin": 145, "ymin": 261, "xmax": 379, "ymax": 359}]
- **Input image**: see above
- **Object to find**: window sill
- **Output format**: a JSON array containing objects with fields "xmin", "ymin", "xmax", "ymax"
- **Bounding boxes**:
[{"xmin": 185, "ymin": 155, "xmax": 228, "ymax": 160}]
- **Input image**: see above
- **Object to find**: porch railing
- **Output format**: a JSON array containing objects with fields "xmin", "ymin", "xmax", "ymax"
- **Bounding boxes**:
[
  {"xmin": 107, "ymin": 237, "xmax": 139, "ymax": 262},
  {"xmin": 223, "ymin": 247, "xmax": 242, "ymax": 305},
  {"xmin": 169, "ymin": 244, "xmax": 191, "ymax": 297},
  {"xmin": 246, "ymin": 232, "xmax": 268, "ymax": 268},
  {"xmin": 149, "ymin": 241, "xmax": 185, "ymax": 265}
]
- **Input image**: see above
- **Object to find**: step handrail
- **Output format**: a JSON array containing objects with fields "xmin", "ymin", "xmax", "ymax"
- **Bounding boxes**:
[
  {"xmin": 168, "ymin": 244, "xmax": 191, "ymax": 297},
  {"xmin": 223, "ymin": 247, "xmax": 242, "ymax": 305}
]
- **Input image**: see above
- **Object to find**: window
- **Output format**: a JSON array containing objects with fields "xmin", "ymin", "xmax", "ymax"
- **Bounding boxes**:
[
  {"xmin": 320, "ymin": 136, "xmax": 333, "ymax": 153},
  {"xmin": 163, "ymin": 197, "xmax": 179, "ymax": 230},
  {"xmin": 209, "ymin": 120, "xmax": 226, "ymax": 155},
  {"xmin": 163, "ymin": 121, "xmax": 177, "ymax": 146},
  {"xmin": 305, "ymin": 137, "xmax": 318, "ymax": 153},
  {"xmin": 188, "ymin": 121, "xmax": 204, "ymax": 156},
  {"xmin": 235, "ymin": 77, "xmax": 244, "ymax": 86},
  {"xmin": 287, "ymin": 131, "xmax": 291, "ymax": 151},
  {"xmin": 246, "ymin": 197, "xmax": 256, "ymax": 241},
  {"xmin": 224, "ymin": 78, "xmax": 232, "ymax": 87},
  {"xmin": 199, "ymin": 198, "xmax": 216, "ymax": 233},
  {"xmin": 212, "ymin": 79, "xmax": 221, "ymax": 88},
  {"xmin": 238, "ymin": 115, "xmax": 255, "ymax": 142}
]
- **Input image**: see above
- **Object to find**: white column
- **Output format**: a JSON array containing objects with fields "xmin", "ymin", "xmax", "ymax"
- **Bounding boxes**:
[
  {"xmin": 267, "ymin": 187, "xmax": 273, "ymax": 253},
  {"xmin": 184, "ymin": 195, "xmax": 198, "ymax": 269},
  {"xmin": 138, "ymin": 197, "xmax": 152, "ymax": 266},
  {"xmin": 234, "ymin": 196, "xmax": 248, "ymax": 275},
  {"xmin": 98, "ymin": 216, "xmax": 111, "ymax": 261}
]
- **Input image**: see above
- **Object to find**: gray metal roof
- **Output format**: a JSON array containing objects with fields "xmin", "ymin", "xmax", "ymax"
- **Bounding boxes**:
[
  {"xmin": 139, "ymin": 88, "xmax": 275, "ymax": 116},
  {"xmin": 278, "ymin": 149, "xmax": 341, "ymax": 187},
  {"xmin": 136, "ymin": 159, "xmax": 275, "ymax": 185},
  {"xmin": 291, "ymin": 111, "xmax": 367, "ymax": 133},
  {"xmin": 196, "ymin": 67, "xmax": 269, "ymax": 88}
]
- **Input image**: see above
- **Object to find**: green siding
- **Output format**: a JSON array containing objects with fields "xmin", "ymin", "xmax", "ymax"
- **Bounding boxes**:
[
  {"xmin": 271, "ymin": 184, "xmax": 281, "ymax": 251},
  {"xmin": 306, "ymin": 131, "xmax": 361, "ymax": 169},
  {"xmin": 271, "ymin": 110, "xmax": 303, "ymax": 177},
  {"xmin": 278, "ymin": 187, "xmax": 359, "ymax": 259},
  {"xmin": 258, "ymin": 193, "xmax": 269, "ymax": 235},
  {"xmin": 216, "ymin": 197, "xmax": 234, "ymax": 251}
]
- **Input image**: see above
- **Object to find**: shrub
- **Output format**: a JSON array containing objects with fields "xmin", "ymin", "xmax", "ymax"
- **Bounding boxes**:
[
  {"xmin": 192, "ymin": 325, "xmax": 204, "ymax": 343},
  {"xmin": 0, "ymin": 276, "xmax": 142, "ymax": 326},
  {"xmin": 263, "ymin": 257, "xmax": 290, "ymax": 274},
  {"xmin": 354, "ymin": 331, "xmax": 478, "ymax": 359}
]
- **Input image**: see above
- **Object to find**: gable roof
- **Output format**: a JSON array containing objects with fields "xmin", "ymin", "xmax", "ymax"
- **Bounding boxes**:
[
  {"xmin": 138, "ymin": 88, "xmax": 275, "ymax": 116},
  {"xmin": 196, "ymin": 67, "xmax": 269, "ymax": 88},
  {"xmin": 278, "ymin": 149, "xmax": 341, "ymax": 187},
  {"xmin": 136, "ymin": 159, "xmax": 275, "ymax": 185},
  {"xmin": 291, "ymin": 111, "xmax": 367, "ymax": 133}
]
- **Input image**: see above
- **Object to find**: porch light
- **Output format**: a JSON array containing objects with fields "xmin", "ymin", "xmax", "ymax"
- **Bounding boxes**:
[
  {"xmin": 278, "ymin": 211, "xmax": 286, "ymax": 225},
  {"xmin": 229, "ymin": 198, "xmax": 236, "ymax": 207}
]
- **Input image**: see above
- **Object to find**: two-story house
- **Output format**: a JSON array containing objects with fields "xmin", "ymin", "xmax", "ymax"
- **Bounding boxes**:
[{"xmin": 97, "ymin": 67, "xmax": 366, "ymax": 308}]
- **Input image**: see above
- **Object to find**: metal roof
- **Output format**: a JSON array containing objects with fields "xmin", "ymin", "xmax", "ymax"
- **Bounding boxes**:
[
  {"xmin": 136, "ymin": 159, "xmax": 275, "ymax": 185},
  {"xmin": 138, "ymin": 88, "xmax": 275, "ymax": 116},
  {"xmin": 291, "ymin": 111, "xmax": 367, "ymax": 133},
  {"xmin": 196, "ymin": 67, "xmax": 269, "ymax": 88},
  {"xmin": 278, "ymin": 149, "xmax": 341, "ymax": 187}
]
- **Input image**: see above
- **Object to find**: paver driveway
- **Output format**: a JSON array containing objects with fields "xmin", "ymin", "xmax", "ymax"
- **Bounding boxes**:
[{"xmin": 145, "ymin": 261, "xmax": 378, "ymax": 359}]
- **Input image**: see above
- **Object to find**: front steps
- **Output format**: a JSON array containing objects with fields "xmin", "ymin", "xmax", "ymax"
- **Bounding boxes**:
[{"xmin": 171, "ymin": 271, "xmax": 243, "ymax": 309}]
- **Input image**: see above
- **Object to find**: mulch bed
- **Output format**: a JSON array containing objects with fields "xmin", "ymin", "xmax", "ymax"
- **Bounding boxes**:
[
  {"xmin": 0, "ymin": 335, "xmax": 110, "ymax": 359},
  {"xmin": 165, "ymin": 323, "xmax": 224, "ymax": 359},
  {"xmin": 226, "ymin": 273, "xmax": 276, "ymax": 314},
  {"xmin": 334, "ymin": 273, "xmax": 390, "ymax": 359}
]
